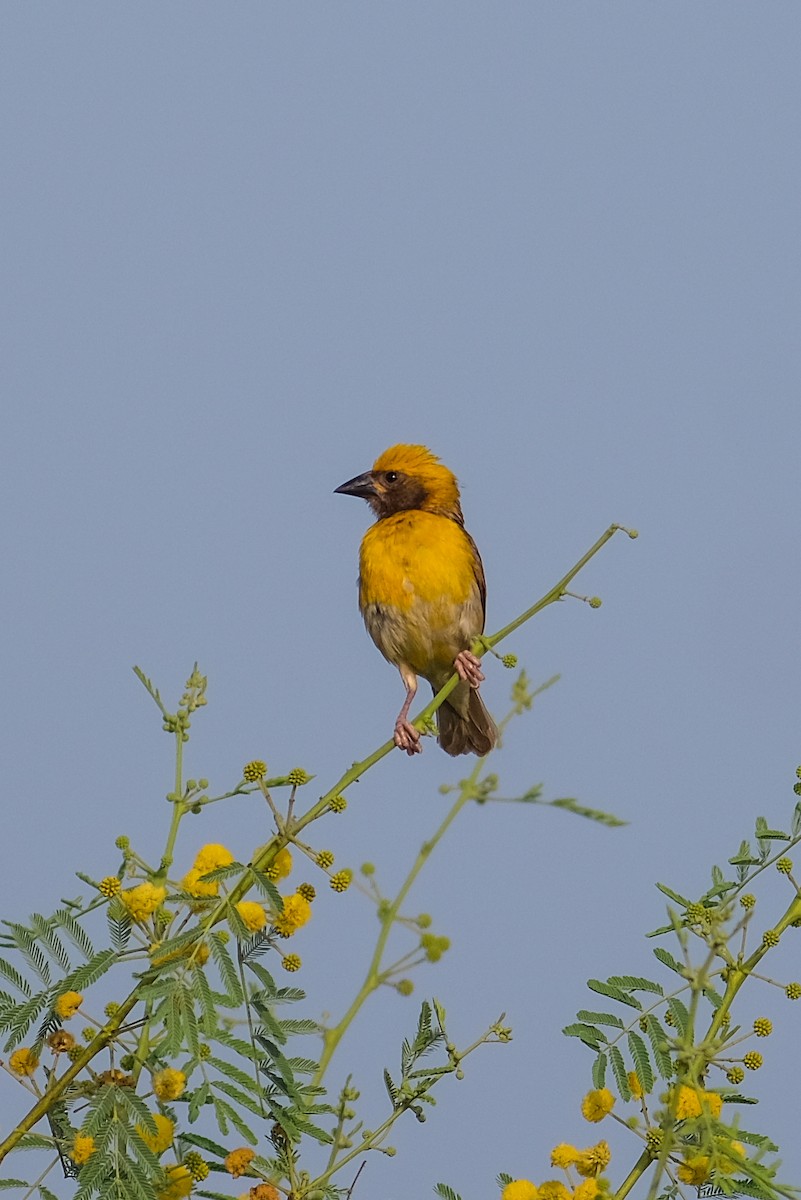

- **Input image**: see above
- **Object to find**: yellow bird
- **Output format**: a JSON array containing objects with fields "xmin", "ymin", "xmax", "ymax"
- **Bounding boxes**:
[{"xmin": 336, "ymin": 444, "xmax": 497, "ymax": 757}]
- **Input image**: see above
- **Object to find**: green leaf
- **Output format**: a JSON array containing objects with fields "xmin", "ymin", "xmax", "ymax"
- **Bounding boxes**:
[
  {"xmin": 180, "ymin": 1132, "xmax": 229, "ymax": 1158},
  {"xmin": 655, "ymin": 883, "xmax": 690, "ymax": 905},
  {"xmin": 278, "ymin": 1018, "xmax": 319, "ymax": 1036},
  {"xmin": 0, "ymin": 960, "xmax": 31, "ymax": 998},
  {"xmin": 721, "ymin": 1093, "xmax": 758, "ymax": 1105},
  {"xmin": 1, "ymin": 925, "xmax": 51, "ymax": 986},
  {"xmin": 0, "ymin": 1182, "xmax": 31, "ymax": 1190},
  {"xmin": 576, "ymin": 1010, "xmax": 624, "ymax": 1029},
  {"xmin": 254, "ymin": 1005, "xmax": 288, "ymax": 1047},
  {"xmin": 53, "ymin": 909, "xmax": 95, "ymax": 962},
  {"xmin": 3, "ymin": 992, "xmax": 49, "ymax": 1050},
  {"xmin": 247, "ymin": 867, "xmax": 283, "ymax": 911},
  {"xmin": 434, "ymin": 1187, "xmax": 463, "ymax": 1200},
  {"xmin": 243, "ymin": 960, "xmax": 277, "ymax": 992},
  {"xmin": 192, "ymin": 965, "xmax": 218, "ymax": 1035},
  {"xmin": 702, "ymin": 984, "xmax": 724, "ymax": 1009},
  {"xmin": 666, "ymin": 997, "xmax": 689, "ymax": 1035},
  {"xmin": 587, "ymin": 979, "xmax": 641, "ymax": 1010},
  {"xmin": 107, "ymin": 903, "xmax": 132, "ymax": 953},
  {"xmin": 737, "ymin": 1131, "xmax": 778, "ymax": 1152},
  {"xmin": 384, "ymin": 1068, "xmax": 398, "ymax": 1106},
  {"xmin": 211, "ymin": 1028, "xmax": 260, "ymax": 1060},
  {"xmin": 29, "ymin": 916, "xmax": 71, "ymax": 974},
  {"xmin": 61, "ymin": 948, "xmax": 117, "ymax": 992},
  {"xmin": 548, "ymin": 797, "xmax": 626, "ymax": 827},
  {"xmin": 607, "ymin": 975, "xmax": 663, "ymax": 995},
  {"xmin": 209, "ymin": 934, "xmax": 243, "ymax": 1005},
  {"xmin": 591, "ymin": 1052, "xmax": 607, "ymax": 1089},
  {"xmin": 273, "ymin": 986, "xmax": 306, "ymax": 1004},
  {"xmin": 627, "ymin": 1031, "xmax": 654, "ymax": 1094},
  {"xmin": 188, "ymin": 1079, "xmax": 211, "ymax": 1123},
  {"xmin": 289, "ymin": 1115, "xmax": 333, "ymax": 1144},
  {"xmin": 11, "ymin": 1135, "xmax": 53, "ymax": 1151},
  {"xmin": 562, "ymin": 1022, "xmax": 605, "ymax": 1048},
  {"xmin": 608, "ymin": 1044, "xmax": 631, "ymax": 1100},
  {"xmin": 209, "ymin": 1055, "xmax": 263, "ymax": 1095},
  {"xmin": 791, "ymin": 802, "xmax": 801, "ymax": 838},
  {"xmin": 642, "ymin": 1015, "xmax": 674, "ymax": 1079},
  {"xmin": 212, "ymin": 1078, "xmax": 266, "ymax": 1119},
  {"xmin": 212, "ymin": 1095, "xmax": 257, "ymax": 1143},
  {"xmin": 652, "ymin": 947, "xmax": 685, "ymax": 975}
]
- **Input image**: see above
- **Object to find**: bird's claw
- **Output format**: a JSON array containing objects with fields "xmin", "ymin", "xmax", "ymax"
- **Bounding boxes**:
[
  {"xmin": 454, "ymin": 649, "xmax": 484, "ymax": 689},
  {"xmin": 394, "ymin": 719, "xmax": 423, "ymax": 756}
]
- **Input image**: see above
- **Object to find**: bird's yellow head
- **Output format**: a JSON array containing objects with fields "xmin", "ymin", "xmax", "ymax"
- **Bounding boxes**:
[{"xmin": 335, "ymin": 444, "xmax": 463, "ymax": 522}]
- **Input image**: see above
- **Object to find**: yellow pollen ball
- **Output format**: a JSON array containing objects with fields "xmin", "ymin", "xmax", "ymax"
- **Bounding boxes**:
[
  {"xmin": 70, "ymin": 1134, "xmax": 96, "ymax": 1164},
  {"xmin": 236, "ymin": 901, "xmax": 267, "ymax": 932},
  {"xmin": 581, "ymin": 1089, "xmax": 615, "ymax": 1122},
  {"xmin": 501, "ymin": 1182, "xmax": 539, "ymax": 1200},
  {"xmin": 152, "ymin": 1068, "xmax": 186, "ymax": 1101},
  {"xmin": 54, "ymin": 991, "xmax": 84, "ymax": 1020}
]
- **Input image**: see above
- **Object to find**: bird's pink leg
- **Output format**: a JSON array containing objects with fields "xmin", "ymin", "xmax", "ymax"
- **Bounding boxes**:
[
  {"xmin": 394, "ymin": 667, "xmax": 422, "ymax": 755},
  {"xmin": 454, "ymin": 649, "xmax": 484, "ymax": 689}
]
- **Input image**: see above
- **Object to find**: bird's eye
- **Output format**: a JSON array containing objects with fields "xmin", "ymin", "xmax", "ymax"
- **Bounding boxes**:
[{"xmin": 385, "ymin": 471, "xmax": 399, "ymax": 484}]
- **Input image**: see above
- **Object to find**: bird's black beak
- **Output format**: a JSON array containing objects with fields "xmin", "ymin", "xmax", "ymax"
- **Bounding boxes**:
[{"xmin": 334, "ymin": 471, "xmax": 378, "ymax": 499}]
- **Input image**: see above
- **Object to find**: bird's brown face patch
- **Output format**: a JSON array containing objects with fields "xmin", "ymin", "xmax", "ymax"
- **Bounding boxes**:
[{"xmin": 365, "ymin": 470, "xmax": 429, "ymax": 518}]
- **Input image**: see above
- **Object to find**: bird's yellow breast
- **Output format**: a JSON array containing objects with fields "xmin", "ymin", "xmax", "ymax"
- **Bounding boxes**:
[
  {"xmin": 359, "ymin": 511, "xmax": 476, "ymax": 610},
  {"xmin": 358, "ymin": 511, "xmax": 484, "ymax": 680}
]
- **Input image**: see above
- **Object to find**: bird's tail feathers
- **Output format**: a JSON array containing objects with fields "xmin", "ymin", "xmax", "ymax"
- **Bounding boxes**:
[{"xmin": 436, "ymin": 687, "xmax": 498, "ymax": 757}]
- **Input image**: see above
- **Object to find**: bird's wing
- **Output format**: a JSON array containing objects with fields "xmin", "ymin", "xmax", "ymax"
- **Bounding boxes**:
[{"xmin": 463, "ymin": 529, "xmax": 487, "ymax": 629}]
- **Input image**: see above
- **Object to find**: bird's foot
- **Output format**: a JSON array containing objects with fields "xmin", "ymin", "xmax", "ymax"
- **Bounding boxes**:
[
  {"xmin": 454, "ymin": 649, "xmax": 484, "ymax": 689},
  {"xmin": 394, "ymin": 719, "xmax": 422, "ymax": 756}
]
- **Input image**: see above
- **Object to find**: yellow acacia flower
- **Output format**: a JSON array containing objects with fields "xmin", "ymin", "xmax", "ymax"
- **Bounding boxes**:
[
  {"xmin": 121, "ymin": 882, "xmax": 166, "ymax": 922},
  {"xmin": 538, "ymin": 1182, "xmax": 570, "ymax": 1200},
  {"xmin": 573, "ymin": 1181, "xmax": 600, "ymax": 1200},
  {"xmin": 225, "ymin": 1147, "xmax": 256, "ymax": 1177},
  {"xmin": 153, "ymin": 1068, "xmax": 186, "ymax": 1101},
  {"xmin": 274, "ymin": 893, "xmax": 312, "ymax": 937},
  {"xmin": 265, "ymin": 847, "xmax": 293, "ymax": 882},
  {"xmin": 9, "ymin": 1047, "xmax": 39, "ymax": 1076},
  {"xmin": 236, "ymin": 901, "xmax": 267, "ymax": 932},
  {"xmin": 501, "ymin": 1182, "xmax": 539, "ymax": 1200},
  {"xmin": 575, "ymin": 1142, "xmax": 611, "ymax": 1178},
  {"xmin": 157, "ymin": 1163, "xmax": 193, "ymax": 1199},
  {"xmin": 136, "ymin": 1113, "xmax": 175, "ymax": 1155},
  {"xmin": 181, "ymin": 867, "xmax": 218, "ymax": 899},
  {"xmin": 673, "ymin": 1085, "xmax": 722, "ymax": 1120},
  {"xmin": 678, "ymin": 1156, "xmax": 711, "ymax": 1185},
  {"xmin": 70, "ymin": 1133, "xmax": 96, "ymax": 1164},
  {"xmin": 194, "ymin": 843, "xmax": 234, "ymax": 874},
  {"xmin": 243, "ymin": 1186, "xmax": 280, "ymax": 1200},
  {"xmin": 54, "ymin": 990, "xmax": 84, "ymax": 1020},
  {"xmin": 550, "ymin": 1144, "xmax": 580, "ymax": 1168},
  {"xmin": 627, "ymin": 1070, "xmax": 643, "ymax": 1098},
  {"xmin": 581, "ymin": 1089, "xmax": 614, "ymax": 1123}
]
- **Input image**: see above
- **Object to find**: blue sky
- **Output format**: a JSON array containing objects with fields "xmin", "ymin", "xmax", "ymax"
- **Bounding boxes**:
[{"xmin": 2, "ymin": 4, "xmax": 800, "ymax": 1196}]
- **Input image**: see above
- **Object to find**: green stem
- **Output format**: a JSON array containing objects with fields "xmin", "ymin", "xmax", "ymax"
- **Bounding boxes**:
[
  {"xmin": 156, "ymin": 731, "xmax": 187, "ymax": 881},
  {"xmin": 615, "ymin": 1149, "xmax": 653, "ymax": 1200},
  {"xmin": 314, "ymin": 759, "xmax": 484, "ymax": 1086},
  {"xmin": 707, "ymin": 891, "xmax": 801, "ymax": 1042},
  {"xmin": 0, "ymin": 987, "xmax": 142, "ymax": 1162}
]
